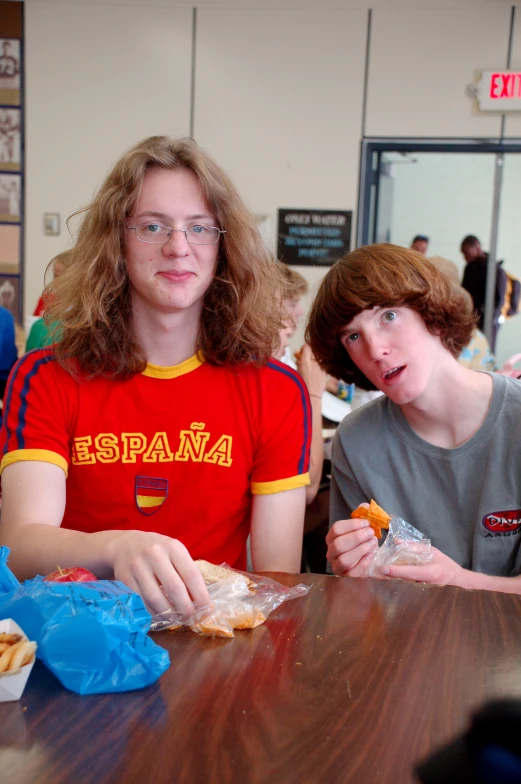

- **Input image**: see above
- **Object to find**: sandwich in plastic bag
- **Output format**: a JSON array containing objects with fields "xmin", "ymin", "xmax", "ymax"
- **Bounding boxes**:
[
  {"xmin": 0, "ymin": 547, "xmax": 170, "ymax": 695},
  {"xmin": 150, "ymin": 560, "xmax": 311, "ymax": 638}
]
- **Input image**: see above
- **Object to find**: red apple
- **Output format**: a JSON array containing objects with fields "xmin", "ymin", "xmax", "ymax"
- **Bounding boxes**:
[{"xmin": 43, "ymin": 565, "xmax": 97, "ymax": 583}]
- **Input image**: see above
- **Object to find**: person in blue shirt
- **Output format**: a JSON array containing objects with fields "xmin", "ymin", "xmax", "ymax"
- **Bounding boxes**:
[{"xmin": 0, "ymin": 305, "xmax": 17, "ymax": 410}]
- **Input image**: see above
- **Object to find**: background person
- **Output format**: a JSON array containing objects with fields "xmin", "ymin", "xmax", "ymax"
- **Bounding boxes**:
[
  {"xmin": 429, "ymin": 255, "xmax": 496, "ymax": 372},
  {"xmin": 0, "ymin": 136, "xmax": 310, "ymax": 618},
  {"xmin": 0, "ymin": 304, "xmax": 17, "ymax": 404},
  {"xmin": 410, "ymin": 234, "xmax": 429, "ymax": 255},
  {"xmin": 32, "ymin": 250, "xmax": 68, "ymax": 319},
  {"xmin": 460, "ymin": 234, "xmax": 507, "ymax": 351},
  {"xmin": 275, "ymin": 264, "xmax": 330, "ymax": 572},
  {"xmin": 277, "ymin": 264, "xmax": 351, "ymax": 424},
  {"xmin": 307, "ymin": 244, "xmax": 521, "ymax": 594},
  {"xmin": 0, "ymin": 279, "xmax": 15, "ymax": 317},
  {"xmin": 25, "ymin": 251, "xmax": 69, "ymax": 351},
  {"xmin": 275, "ymin": 263, "xmax": 326, "ymax": 505}
]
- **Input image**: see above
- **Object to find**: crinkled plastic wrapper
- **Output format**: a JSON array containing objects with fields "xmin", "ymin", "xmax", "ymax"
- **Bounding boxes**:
[
  {"xmin": 150, "ymin": 567, "xmax": 311, "ymax": 638},
  {"xmin": 368, "ymin": 516, "xmax": 434, "ymax": 577}
]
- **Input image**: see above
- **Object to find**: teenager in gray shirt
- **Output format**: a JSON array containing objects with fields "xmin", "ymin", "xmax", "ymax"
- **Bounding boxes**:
[{"xmin": 306, "ymin": 244, "xmax": 521, "ymax": 594}]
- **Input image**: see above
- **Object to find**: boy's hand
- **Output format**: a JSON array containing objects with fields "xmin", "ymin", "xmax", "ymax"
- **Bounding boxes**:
[
  {"xmin": 380, "ymin": 547, "xmax": 466, "ymax": 588},
  {"xmin": 326, "ymin": 516, "xmax": 379, "ymax": 577},
  {"xmin": 108, "ymin": 531, "xmax": 210, "ymax": 617}
]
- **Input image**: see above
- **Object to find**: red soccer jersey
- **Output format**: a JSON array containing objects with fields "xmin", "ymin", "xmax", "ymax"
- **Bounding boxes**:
[{"xmin": 0, "ymin": 350, "xmax": 311, "ymax": 569}]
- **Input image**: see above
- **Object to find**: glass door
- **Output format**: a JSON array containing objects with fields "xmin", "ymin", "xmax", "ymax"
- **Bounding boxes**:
[
  {"xmin": 359, "ymin": 140, "xmax": 521, "ymax": 360},
  {"xmin": 369, "ymin": 150, "xmax": 496, "ymax": 270}
]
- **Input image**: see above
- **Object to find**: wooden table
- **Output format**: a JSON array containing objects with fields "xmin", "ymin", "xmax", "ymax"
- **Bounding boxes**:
[{"xmin": 1, "ymin": 573, "xmax": 521, "ymax": 784}]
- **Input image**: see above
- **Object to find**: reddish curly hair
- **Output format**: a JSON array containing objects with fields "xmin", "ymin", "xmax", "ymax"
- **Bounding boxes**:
[{"xmin": 306, "ymin": 244, "xmax": 476, "ymax": 390}]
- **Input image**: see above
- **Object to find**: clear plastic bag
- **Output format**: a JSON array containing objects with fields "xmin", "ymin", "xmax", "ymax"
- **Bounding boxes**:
[
  {"xmin": 150, "ymin": 566, "xmax": 311, "ymax": 638},
  {"xmin": 368, "ymin": 516, "xmax": 434, "ymax": 577}
]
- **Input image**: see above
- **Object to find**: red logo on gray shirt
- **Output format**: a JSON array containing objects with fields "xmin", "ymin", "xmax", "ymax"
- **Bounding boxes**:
[{"xmin": 482, "ymin": 509, "xmax": 521, "ymax": 535}]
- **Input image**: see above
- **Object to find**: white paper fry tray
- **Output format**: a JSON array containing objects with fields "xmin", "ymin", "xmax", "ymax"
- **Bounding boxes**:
[{"xmin": 0, "ymin": 618, "xmax": 36, "ymax": 702}]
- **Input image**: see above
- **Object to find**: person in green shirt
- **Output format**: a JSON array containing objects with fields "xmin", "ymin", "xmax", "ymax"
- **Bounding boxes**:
[
  {"xmin": 25, "ymin": 251, "xmax": 68, "ymax": 352},
  {"xmin": 25, "ymin": 317, "xmax": 60, "ymax": 351}
]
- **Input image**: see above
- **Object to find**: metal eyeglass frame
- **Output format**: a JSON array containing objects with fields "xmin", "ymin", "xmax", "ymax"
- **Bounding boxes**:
[{"xmin": 126, "ymin": 224, "xmax": 226, "ymax": 246}]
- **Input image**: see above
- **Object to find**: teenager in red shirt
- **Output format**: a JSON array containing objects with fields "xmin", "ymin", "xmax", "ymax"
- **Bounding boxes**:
[{"xmin": 0, "ymin": 137, "xmax": 310, "ymax": 617}]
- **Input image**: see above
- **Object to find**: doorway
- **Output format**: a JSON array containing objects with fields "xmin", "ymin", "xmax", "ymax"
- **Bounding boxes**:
[{"xmin": 357, "ymin": 139, "xmax": 521, "ymax": 366}]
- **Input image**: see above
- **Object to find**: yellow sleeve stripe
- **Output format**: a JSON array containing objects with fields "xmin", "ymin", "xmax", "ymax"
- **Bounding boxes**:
[
  {"xmin": 0, "ymin": 449, "xmax": 69, "ymax": 477},
  {"xmin": 251, "ymin": 472, "xmax": 310, "ymax": 495}
]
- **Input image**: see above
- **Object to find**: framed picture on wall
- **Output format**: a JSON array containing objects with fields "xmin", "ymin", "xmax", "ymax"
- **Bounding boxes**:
[
  {"xmin": 0, "ymin": 107, "xmax": 21, "ymax": 171},
  {"xmin": 0, "ymin": 272, "xmax": 20, "ymax": 322},
  {"xmin": 0, "ymin": 173, "xmax": 20, "ymax": 222},
  {"xmin": 0, "ymin": 224, "xmax": 20, "ymax": 271},
  {"xmin": 0, "ymin": 39, "xmax": 21, "ymax": 105}
]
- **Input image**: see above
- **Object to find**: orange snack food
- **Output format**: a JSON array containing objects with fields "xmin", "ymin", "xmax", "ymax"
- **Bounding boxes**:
[
  {"xmin": 352, "ymin": 499, "xmax": 391, "ymax": 539},
  {"xmin": 191, "ymin": 606, "xmax": 266, "ymax": 638}
]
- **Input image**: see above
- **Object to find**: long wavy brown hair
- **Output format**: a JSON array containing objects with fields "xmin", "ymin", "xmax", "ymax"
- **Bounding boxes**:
[
  {"xmin": 306, "ymin": 244, "xmax": 476, "ymax": 390},
  {"xmin": 46, "ymin": 136, "xmax": 285, "ymax": 378}
]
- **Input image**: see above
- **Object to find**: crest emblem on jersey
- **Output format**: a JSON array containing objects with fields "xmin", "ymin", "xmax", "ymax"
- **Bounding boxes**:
[
  {"xmin": 482, "ymin": 508, "xmax": 521, "ymax": 535},
  {"xmin": 135, "ymin": 476, "xmax": 168, "ymax": 516}
]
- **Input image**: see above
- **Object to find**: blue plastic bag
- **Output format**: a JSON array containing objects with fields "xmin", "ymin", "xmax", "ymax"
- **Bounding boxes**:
[{"xmin": 0, "ymin": 547, "xmax": 170, "ymax": 694}]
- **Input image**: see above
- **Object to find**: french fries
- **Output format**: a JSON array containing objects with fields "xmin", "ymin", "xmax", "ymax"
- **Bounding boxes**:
[
  {"xmin": 0, "ymin": 635, "xmax": 37, "ymax": 675},
  {"xmin": 0, "ymin": 633, "xmax": 23, "ymax": 645}
]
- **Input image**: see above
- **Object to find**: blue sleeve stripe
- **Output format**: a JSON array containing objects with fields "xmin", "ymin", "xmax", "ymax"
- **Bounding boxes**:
[
  {"xmin": 3, "ymin": 350, "xmax": 56, "ymax": 455},
  {"xmin": 266, "ymin": 360, "xmax": 311, "ymax": 475}
]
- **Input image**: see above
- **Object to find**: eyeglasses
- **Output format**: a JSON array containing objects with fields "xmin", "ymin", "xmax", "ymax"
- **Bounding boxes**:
[{"xmin": 126, "ymin": 221, "xmax": 225, "ymax": 246}]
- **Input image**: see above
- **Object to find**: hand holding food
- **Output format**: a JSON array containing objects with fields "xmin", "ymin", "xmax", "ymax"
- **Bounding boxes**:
[
  {"xmin": 326, "ymin": 500, "xmax": 391, "ymax": 577},
  {"xmin": 108, "ymin": 531, "xmax": 210, "ymax": 617},
  {"xmin": 154, "ymin": 560, "xmax": 311, "ymax": 639},
  {"xmin": 326, "ymin": 516, "xmax": 379, "ymax": 577}
]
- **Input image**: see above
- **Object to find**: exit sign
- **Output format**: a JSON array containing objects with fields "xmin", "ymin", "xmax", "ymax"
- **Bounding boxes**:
[{"xmin": 477, "ymin": 71, "xmax": 521, "ymax": 111}]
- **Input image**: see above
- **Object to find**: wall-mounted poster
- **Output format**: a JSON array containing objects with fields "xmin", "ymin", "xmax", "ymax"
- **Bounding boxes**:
[
  {"xmin": 0, "ymin": 224, "xmax": 19, "ymax": 270},
  {"xmin": 0, "ymin": 108, "xmax": 20, "ymax": 170},
  {"xmin": 0, "ymin": 173, "xmax": 20, "ymax": 222},
  {"xmin": 0, "ymin": 39, "xmax": 20, "ymax": 105},
  {"xmin": 277, "ymin": 208, "xmax": 352, "ymax": 266},
  {"xmin": 0, "ymin": 272, "xmax": 20, "ymax": 321}
]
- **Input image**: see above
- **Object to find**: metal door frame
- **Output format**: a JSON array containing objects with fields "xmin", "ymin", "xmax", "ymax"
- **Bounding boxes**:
[{"xmin": 357, "ymin": 137, "xmax": 521, "ymax": 248}]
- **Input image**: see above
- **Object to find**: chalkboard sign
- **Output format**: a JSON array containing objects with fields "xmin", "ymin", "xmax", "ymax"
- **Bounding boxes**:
[{"xmin": 277, "ymin": 208, "xmax": 352, "ymax": 266}]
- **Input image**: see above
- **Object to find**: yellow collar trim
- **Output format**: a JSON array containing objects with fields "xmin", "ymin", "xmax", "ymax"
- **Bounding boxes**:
[{"xmin": 141, "ymin": 353, "xmax": 204, "ymax": 379}]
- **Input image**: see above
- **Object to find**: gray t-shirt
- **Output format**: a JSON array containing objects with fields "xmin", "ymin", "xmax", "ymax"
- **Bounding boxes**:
[{"xmin": 331, "ymin": 373, "xmax": 521, "ymax": 577}]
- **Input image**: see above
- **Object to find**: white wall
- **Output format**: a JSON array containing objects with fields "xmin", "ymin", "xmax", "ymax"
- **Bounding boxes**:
[
  {"xmin": 366, "ymin": 7, "xmax": 510, "ymax": 138},
  {"xmin": 21, "ymin": 0, "xmax": 521, "ymax": 360},
  {"xmin": 24, "ymin": 3, "xmax": 192, "ymax": 309},
  {"xmin": 194, "ymin": 7, "xmax": 367, "ymax": 345}
]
